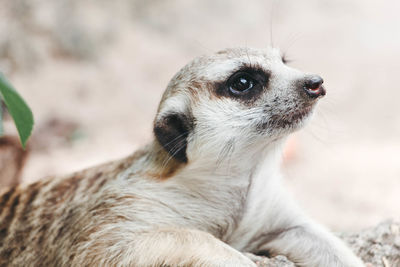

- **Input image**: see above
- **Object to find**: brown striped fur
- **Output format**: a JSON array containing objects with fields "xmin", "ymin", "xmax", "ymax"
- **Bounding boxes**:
[{"xmin": 0, "ymin": 144, "xmax": 167, "ymax": 264}]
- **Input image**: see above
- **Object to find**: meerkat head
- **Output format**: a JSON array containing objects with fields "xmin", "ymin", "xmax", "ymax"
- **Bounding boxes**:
[{"xmin": 154, "ymin": 47, "xmax": 325, "ymax": 165}]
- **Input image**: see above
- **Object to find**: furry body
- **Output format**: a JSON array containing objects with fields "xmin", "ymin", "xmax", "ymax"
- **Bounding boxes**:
[{"xmin": 0, "ymin": 47, "xmax": 364, "ymax": 266}]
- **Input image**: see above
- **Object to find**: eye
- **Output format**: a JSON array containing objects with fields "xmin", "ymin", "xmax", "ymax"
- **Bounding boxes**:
[
  {"xmin": 227, "ymin": 72, "xmax": 258, "ymax": 95},
  {"xmin": 216, "ymin": 67, "xmax": 269, "ymax": 101}
]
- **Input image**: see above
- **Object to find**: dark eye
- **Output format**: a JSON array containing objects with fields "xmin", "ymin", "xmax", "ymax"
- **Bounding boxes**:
[
  {"xmin": 216, "ymin": 67, "xmax": 269, "ymax": 101},
  {"xmin": 227, "ymin": 73, "xmax": 258, "ymax": 95}
]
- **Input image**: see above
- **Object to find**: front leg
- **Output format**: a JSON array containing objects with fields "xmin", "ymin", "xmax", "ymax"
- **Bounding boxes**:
[
  {"xmin": 71, "ymin": 226, "xmax": 256, "ymax": 267},
  {"xmin": 252, "ymin": 192, "xmax": 364, "ymax": 267},
  {"xmin": 258, "ymin": 221, "xmax": 364, "ymax": 267}
]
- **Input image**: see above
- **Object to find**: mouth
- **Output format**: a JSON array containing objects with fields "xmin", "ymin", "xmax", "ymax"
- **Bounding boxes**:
[{"xmin": 259, "ymin": 105, "xmax": 314, "ymax": 130}]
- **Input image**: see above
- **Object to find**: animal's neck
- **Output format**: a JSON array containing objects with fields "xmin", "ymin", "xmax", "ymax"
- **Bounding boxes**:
[
  {"xmin": 217, "ymin": 139, "xmax": 286, "ymax": 244},
  {"xmin": 124, "ymin": 138, "xmax": 286, "ymax": 238},
  {"xmin": 180, "ymin": 138, "xmax": 286, "ymax": 239},
  {"xmin": 125, "ymin": 141, "xmax": 186, "ymax": 180},
  {"xmin": 190, "ymin": 138, "xmax": 285, "ymax": 178},
  {"xmin": 132, "ymin": 137, "xmax": 285, "ymax": 181}
]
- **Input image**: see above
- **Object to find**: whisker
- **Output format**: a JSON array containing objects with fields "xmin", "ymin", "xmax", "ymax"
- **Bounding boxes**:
[
  {"xmin": 156, "ymin": 127, "xmax": 211, "ymax": 179},
  {"xmin": 158, "ymin": 140, "xmax": 186, "ymax": 179},
  {"xmin": 215, "ymin": 138, "xmax": 235, "ymax": 170},
  {"xmin": 158, "ymin": 130, "xmax": 191, "ymax": 150},
  {"xmin": 269, "ymin": 0, "xmax": 278, "ymax": 48}
]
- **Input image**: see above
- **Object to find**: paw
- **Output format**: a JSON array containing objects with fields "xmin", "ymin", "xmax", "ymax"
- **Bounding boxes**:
[
  {"xmin": 200, "ymin": 251, "xmax": 257, "ymax": 267},
  {"xmin": 209, "ymin": 253, "xmax": 257, "ymax": 267},
  {"xmin": 215, "ymin": 258, "xmax": 257, "ymax": 267},
  {"xmin": 339, "ymin": 256, "xmax": 365, "ymax": 267},
  {"xmin": 243, "ymin": 253, "xmax": 295, "ymax": 267},
  {"xmin": 243, "ymin": 252, "xmax": 265, "ymax": 264},
  {"xmin": 166, "ymin": 249, "xmax": 257, "ymax": 267}
]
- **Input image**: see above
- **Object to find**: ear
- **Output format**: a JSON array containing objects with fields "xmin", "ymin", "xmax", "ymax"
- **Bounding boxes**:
[{"xmin": 154, "ymin": 112, "xmax": 193, "ymax": 163}]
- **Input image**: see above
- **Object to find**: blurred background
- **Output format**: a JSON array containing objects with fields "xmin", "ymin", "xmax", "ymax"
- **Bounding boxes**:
[{"xmin": 0, "ymin": 0, "xmax": 399, "ymax": 231}]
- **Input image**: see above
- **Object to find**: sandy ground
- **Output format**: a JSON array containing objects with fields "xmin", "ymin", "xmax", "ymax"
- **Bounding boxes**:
[{"xmin": 1, "ymin": 0, "xmax": 399, "ymax": 232}]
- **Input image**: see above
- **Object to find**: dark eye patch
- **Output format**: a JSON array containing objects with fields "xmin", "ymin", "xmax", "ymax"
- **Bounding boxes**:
[{"xmin": 215, "ymin": 66, "xmax": 270, "ymax": 103}]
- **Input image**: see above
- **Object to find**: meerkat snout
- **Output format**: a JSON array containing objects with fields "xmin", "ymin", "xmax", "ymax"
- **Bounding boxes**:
[{"xmin": 302, "ymin": 75, "xmax": 326, "ymax": 99}]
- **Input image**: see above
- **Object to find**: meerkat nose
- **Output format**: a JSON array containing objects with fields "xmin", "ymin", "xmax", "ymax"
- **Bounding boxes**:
[{"xmin": 303, "ymin": 76, "xmax": 326, "ymax": 98}]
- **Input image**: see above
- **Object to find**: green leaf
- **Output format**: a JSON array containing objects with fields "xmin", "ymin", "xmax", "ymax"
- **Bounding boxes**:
[
  {"xmin": 0, "ymin": 101, "xmax": 3, "ymax": 136},
  {"xmin": 0, "ymin": 73, "xmax": 34, "ymax": 149}
]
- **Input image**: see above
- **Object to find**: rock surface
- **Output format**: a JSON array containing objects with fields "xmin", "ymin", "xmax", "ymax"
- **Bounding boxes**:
[{"xmin": 255, "ymin": 221, "xmax": 400, "ymax": 267}]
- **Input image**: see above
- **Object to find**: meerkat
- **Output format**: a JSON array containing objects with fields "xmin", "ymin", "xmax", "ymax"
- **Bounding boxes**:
[{"xmin": 0, "ymin": 47, "xmax": 364, "ymax": 267}]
